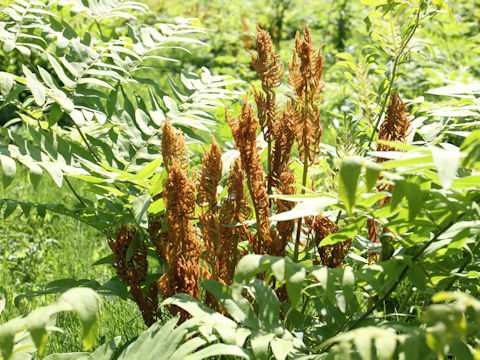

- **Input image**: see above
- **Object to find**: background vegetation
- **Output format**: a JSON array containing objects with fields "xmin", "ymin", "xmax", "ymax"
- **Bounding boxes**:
[{"xmin": 0, "ymin": 0, "xmax": 479, "ymax": 359}]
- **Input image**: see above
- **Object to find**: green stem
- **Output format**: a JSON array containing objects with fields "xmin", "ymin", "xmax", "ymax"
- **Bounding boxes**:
[
  {"xmin": 267, "ymin": 138, "xmax": 272, "ymax": 197},
  {"xmin": 71, "ymin": 119, "xmax": 100, "ymax": 162},
  {"xmin": 65, "ymin": 177, "xmax": 87, "ymax": 207},
  {"xmin": 365, "ymin": 6, "xmax": 422, "ymax": 152},
  {"xmin": 293, "ymin": 141, "xmax": 309, "ymax": 262},
  {"xmin": 293, "ymin": 78, "xmax": 310, "ymax": 262},
  {"xmin": 246, "ymin": 175, "xmax": 263, "ymax": 252}
]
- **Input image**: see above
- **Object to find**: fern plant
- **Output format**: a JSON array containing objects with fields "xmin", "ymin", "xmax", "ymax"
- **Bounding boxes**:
[{"xmin": 0, "ymin": 0, "xmax": 240, "ymax": 239}]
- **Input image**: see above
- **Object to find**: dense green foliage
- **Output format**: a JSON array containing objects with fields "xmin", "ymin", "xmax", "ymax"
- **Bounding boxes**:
[{"xmin": 1, "ymin": 0, "xmax": 480, "ymax": 359}]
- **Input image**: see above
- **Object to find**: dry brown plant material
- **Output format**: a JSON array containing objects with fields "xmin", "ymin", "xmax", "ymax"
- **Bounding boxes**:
[
  {"xmin": 251, "ymin": 24, "xmax": 285, "ymax": 198},
  {"xmin": 227, "ymin": 98, "xmax": 272, "ymax": 255},
  {"xmin": 198, "ymin": 138, "xmax": 222, "ymax": 209},
  {"xmin": 368, "ymin": 93, "xmax": 411, "ymax": 263},
  {"xmin": 198, "ymin": 139, "xmax": 223, "ymax": 283},
  {"xmin": 159, "ymin": 122, "xmax": 202, "ymax": 321},
  {"xmin": 161, "ymin": 119, "xmax": 189, "ymax": 171},
  {"xmin": 159, "ymin": 160, "xmax": 202, "ymax": 321},
  {"xmin": 251, "ymin": 24, "xmax": 284, "ymax": 140},
  {"xmin": 377, "ymin": 93, "xmax": 411, "ymax": 154},
  {"xmin": 307, "ymin": 216, "xmax": 352, "ymax": 268},
  {"xmin": 270, "ymin": 170, "xmax": 296, "ymax": 256},
  {"xmin": 269, "ymin": 109, "xmax": 296, "ymax": 189},
  {"xmin": 217, "ymin": 157, "xmax": 251, "ymax": 284},
  {"xmin": 109, "ymin": 224, "xmax": 159, "ymax": 326},
  {"xmin": 288, "ymin": 25, "xmax": 325, "ymax": 166},
  {"xmin": 288, "ymin": 24, "xmax": 326, "ymax": 262}
]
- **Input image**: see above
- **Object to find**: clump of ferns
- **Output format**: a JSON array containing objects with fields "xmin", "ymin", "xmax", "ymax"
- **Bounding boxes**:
[
  {"xmin": 228, "ymin": 24, "xmax": 353, "ymax": 266},
  {"xmin": 109, "ymin": 25, "xmax": 354, "ymax": 325}
]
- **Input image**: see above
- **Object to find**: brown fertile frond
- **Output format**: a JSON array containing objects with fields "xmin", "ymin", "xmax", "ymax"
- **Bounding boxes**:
[
  {"xmin": 269, "ymin": 109, "xmax": 296, "ymax": 188},
  {"xmin": 220, "ymin": 157, "xmax": 251, "ymax": 226},
  {"xmin": 200, "ymin": 212, "xmax": 221, "ymax": 277},
  {"xmin": 109, "ymin": 224, "xmax": 159, "ymax": 326},
  {"xmin": 164, "ymin": 160, "xmax": 196, "ymax": 219},
  {"xmin": 161, "ymin": 119, "xmax": 189, "ymax": 170},
  {"xmin": 308, "ymin": 216, "xmax": 352, "ymax": 268},
  {"xmin": 198, "ymin": 138, "xmax": 223, "ymax": 293},
  {"xmin": 288, "ymin": 24, "xmax": 325, "ymax": 164},
  {"xmin": 251, "ymin": 24, "xmax": 284, "ymax": 89},
  {"xmin": 159, "ymin": 159, "xmax": 201, "ymax": 321},
  {"xmin": 227, "ymin": 98, "xmax": 271, "ymax": 254},
  {"xmin": 270, "ymin": 170, "xmax": 296, "ymax": 256},
  {"xmin": 198, "ymin": 138, "xmax": 223, "ymax": 209},
  {"xmin": 378, "ymin": 93, "xmax": 411, "ymax": 156},
  {"xmin": 215, "ymin": 157, "xmax": 251, "ymax": 285},
  {"xmin": 251, "ymin": 24, "xmax": 284, "ymax": 140}
]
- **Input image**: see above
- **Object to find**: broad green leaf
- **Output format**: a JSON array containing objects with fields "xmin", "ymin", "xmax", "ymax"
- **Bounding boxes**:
[
  {"xmin": 380, "ymin": 155, "xmax": 433, "ymax": 169},
  {"xmin": 251, "ymin": 332, "xmax": 274, "ymax": 360},
  {"xmin": 23, "ymin": 65, "xmax": 46, "ymax": 106},
  {"xmin": 407, "ymin": 262, "xmax": 426, "ymax": 290},
  {"xmin": 354, "ymin": 334, "xmax": 372, "ymax": 360},
  {"xmin": 270, "ymin": 338, "xmax": 293, "ymax": 360},
  {"xmin": 269, "ymin": 197, "xmax": 337, "ymax": 221},
  {"xmin": 403, "ymin": 336, "xmax": 419, "ymax": 360},
  {"xmin": 285, "ymin": 260, "xmax": 305, "ymax": 307},
  {"xmin": 0, "ymin": 154, "xmax": 16, "ymax": 188},
  {"xmin": 233, "ymin": 255, "xmax": 274, "ymax": 285},
  {"xmin": 339, "ymin": 157, "xmax": 363, "ymax": 215},
  {"xmin": 391, "ymin": 181, "xmax": 423, "ymax": 220},
  {"xmin": 270, "ymin": 258, "xmax": 285, "ymax": 283},
  {"xmin": 365, "ymin": 161, "xmax": 381, "ymax": 192},
  {"xmin": 48, "ymin": 89, "xmax": 74, "ymax": 114},
  {"xmin": 88, "ymin": 336, "xmax": 122, "ymax": 360},
  {"xmin": 311, "ymin": 267, "xmax": 335, "ymax": 303},
  {"xmin": 431, "ymin": 145, "xmax": 460, "ymax": 189},
  {"xmin": 3, "ymin": 201, "xmax": 17, "ymax": 219},
  {"xmin": 0, "ymin": 317, "xmax": 26, "ymax": 359},
  {"xmin": 251, "ymin": 279, "xmax": 280, "ymax": 331},
  {"xmin": 133, "ymin": 157, "xmax": 163, "ymax": 180},
  {"xmin": 342, "ymin": 267, "xmax": 358, "ymax": 314},
  {"xmin": 20, "ymin": 203, "xmax": 32, "ymax": 217},
  {"xmin": 27, "ymin": 304, "xmax": 56, "ymax": 355},
  {"xmin": 59, "ymin": 288, "xmax": 100, "ymax": 350},
  {"xmin": 321, "ymin": 217, "xmax": 367, "ymax": 247},
  {"xmin": 404, "ymin": 182, "xmax": 423, "ymax": 221},
  {"xmin": 450, "ymin": 338, "xmax": 473, "ymax": 360},
  {"xmin": 132, "ymin": 194, "xmax": 152, "ymax": 229},
  {"xmin": 0, "ymin": 71, "xmax": 14, "ymax": 95},
  {"xmin": 49, "ymin": 103, "xmax": 64, "ymax": 127},
  {"xmin": 148, "ymin": 198, "xmax": 165, "ymax": 215},
  {"xmin": 40, "ymin": 162, "xmax": 64, "ymax": 187},
  {"xmin": 203, "ymin": 280, "xmax": 258, "ymax": 330},
  {"xmin": 117, "ymin": 318, "xmax": 179, "ymax": 360},
  {"xmin": 375, "ymin": 334, "xmax": 397, "ymax": 360}
]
